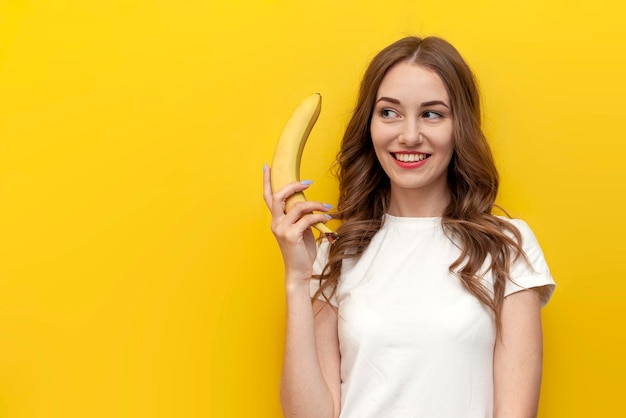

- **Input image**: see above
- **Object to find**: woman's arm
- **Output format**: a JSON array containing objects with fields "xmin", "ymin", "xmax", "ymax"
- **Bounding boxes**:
[
  {"xmin": 493, "ymin": 288, "xmax": 544, "ymax": 418},
  {"xmin": 281, "ymin": 296, "xmax": 341, "ymax": 418},
  {"xmin": 263, "ymin": 166, "xmax": 341, "ymax": 418}
]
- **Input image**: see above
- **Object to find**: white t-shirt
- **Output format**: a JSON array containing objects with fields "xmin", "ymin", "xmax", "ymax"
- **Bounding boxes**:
[{"xmin": 311, "ymin": 215, "xmax": 555, "ymax": 418}]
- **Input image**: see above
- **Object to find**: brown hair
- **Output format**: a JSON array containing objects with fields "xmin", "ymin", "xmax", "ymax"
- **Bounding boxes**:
[{"xmin": 315, "ymin": 36, "xmax": 526, "ymax": 331}]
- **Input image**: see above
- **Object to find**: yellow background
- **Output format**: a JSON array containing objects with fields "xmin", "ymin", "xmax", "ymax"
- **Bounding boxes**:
[{"xmin": 1, "ymin": 0, "xmax": 624, "ymax": 416}]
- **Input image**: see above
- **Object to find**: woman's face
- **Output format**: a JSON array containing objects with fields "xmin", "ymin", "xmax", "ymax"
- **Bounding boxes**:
[{"xmin": 370, "ymin": 62, "xmax": 454, "ymax": 201}]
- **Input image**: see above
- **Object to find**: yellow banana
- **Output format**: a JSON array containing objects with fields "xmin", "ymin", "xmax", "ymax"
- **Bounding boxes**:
[{"xmin": 270, "ymin": 93, "xmax": 339, "ymax": 244}]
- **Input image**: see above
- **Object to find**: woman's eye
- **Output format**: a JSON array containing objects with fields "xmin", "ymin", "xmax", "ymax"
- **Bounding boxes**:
[
  {"xmin": 381, "ymin": 109, "xmax": 398, "ymax": 118},
  {"xmin": 423, "ymin": 111, "xmax": 442, "ymax": 119}
]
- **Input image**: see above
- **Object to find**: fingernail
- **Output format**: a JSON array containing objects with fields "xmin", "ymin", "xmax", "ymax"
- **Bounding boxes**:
[
  {"xmin": 324, "ymin": 214, "xmax": 333, "ymax": 219},
  {"xmin": 263, "ymin": 162, "xmax": 268, "ymax": 173},
  {"xmin": 323, "ymin": 203, "xmax": 333, "ymax": 209},
  {"xmin": 301, "ymin": 180, "xmax": 313, "ymax": 185}
]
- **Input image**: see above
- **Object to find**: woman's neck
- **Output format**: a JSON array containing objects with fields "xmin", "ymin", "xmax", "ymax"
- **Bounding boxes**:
[{"xmin": 386, "ymin": 185, "xmax": 450, "ymax": 217}]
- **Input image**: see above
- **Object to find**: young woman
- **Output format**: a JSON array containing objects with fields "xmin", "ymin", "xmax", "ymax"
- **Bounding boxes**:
[{"xmin": 263, "ymin": 36, "xmax": 555, "ymax": 418}]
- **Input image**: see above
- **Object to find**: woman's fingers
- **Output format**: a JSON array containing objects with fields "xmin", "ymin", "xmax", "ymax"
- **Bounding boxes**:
[
  {"xmin": 263, "ymin": 164, "xmax": 312, "ymax": 213},
  {"xmin": 263, "ymin": 165, "xmax": 331, "ymax": 238},
  {"xmin": 279, "ymin": 199, "xmax": 330, "ymax": 224},
  {"xmin": 276, "ymin": 211, "xmax": 333, "ymax": 242},
  {"xmin": 292, "ymin": 212, "xmax": 332, "ymax": 233},
  {"xmin": 269, "ymin": 181, "xmax": 314, "ymax": 217},
  {"xmin": 272, "ymin": 200, "xmax": 331, "ymax": 237},
  {"xmin": 263, "ymin": 164, "xmax": 273, "ymax": 208}
]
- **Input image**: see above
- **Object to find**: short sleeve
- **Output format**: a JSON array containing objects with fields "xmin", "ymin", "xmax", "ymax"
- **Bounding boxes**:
[
  {"xmin": 309, "ymin": 239, "xmax": 339, "ymax": 307},
  {"xmin": 505, "ymin": 219, "xmax": 556, "ymax": 306}
]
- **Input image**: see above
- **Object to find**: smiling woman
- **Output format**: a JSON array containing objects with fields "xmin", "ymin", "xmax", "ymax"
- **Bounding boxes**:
[{"xmin": 263, "ymin": 36, "xmax": 555, "ymax": 418}]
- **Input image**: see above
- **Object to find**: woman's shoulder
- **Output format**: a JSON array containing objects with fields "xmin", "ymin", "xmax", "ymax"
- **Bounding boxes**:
[
  {"xmin": 495, "ymin": 216, "xmax": 537, "ymax": 240},
  {"xmin": 495, "ymin": 216, "xmax": 556, "ymax": 304},
  {"xmin": 495, "ymin": 215, "xmax": 529, "ymax": 227}
]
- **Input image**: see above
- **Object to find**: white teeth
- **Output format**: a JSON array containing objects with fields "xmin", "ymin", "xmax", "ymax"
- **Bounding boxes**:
[{"xmin": 394, "ymin": 153, "xmax": 427, "ymax": 162}]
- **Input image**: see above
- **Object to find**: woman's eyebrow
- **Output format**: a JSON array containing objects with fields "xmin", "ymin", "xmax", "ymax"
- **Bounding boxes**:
[
  {"xmin": 376, "ymin": 97, "xmax": 449, "ymax": 108},
  {"xmin": 376, "ymin": 96, "xmax": 400, "ymax": 104},
  {"xmin": 421, "ymin": 100, "xmax": 449, "ymax": 108}
]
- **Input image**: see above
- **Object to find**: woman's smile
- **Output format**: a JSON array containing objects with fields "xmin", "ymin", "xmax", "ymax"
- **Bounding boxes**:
[{"xmin": 392, "ymin": 152, "xmax": 430, "ymax": 163}]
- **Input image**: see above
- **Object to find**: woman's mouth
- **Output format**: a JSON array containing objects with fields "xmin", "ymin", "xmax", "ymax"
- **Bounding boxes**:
[{"xmin": 392, "ymin": 152, "xmax": 430, "ymax": 162}]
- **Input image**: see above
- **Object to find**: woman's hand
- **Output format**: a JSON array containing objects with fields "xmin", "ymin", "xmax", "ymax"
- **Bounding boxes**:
[{"xmin": 263, "ymin": 165, "xmax": 332, "ymax": 284}]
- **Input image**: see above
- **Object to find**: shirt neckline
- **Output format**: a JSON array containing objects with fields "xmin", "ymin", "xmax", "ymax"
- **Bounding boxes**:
[{"xmin": 383, "ymin": 213, "xmax": 442, "ymax": 225}]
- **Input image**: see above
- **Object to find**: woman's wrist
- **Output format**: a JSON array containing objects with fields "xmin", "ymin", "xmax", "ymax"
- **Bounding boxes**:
[{"xmin": 284, "ymin": 275, "xmax": 312, "ymax": 295}]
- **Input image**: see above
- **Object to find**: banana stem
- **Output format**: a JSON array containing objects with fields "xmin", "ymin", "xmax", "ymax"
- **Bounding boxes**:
[
  {"xmin": 322, "ymin": 232, "xmax": 339, "ymax": 245},
  {"xmin": 312, "ymin": 223, "xmax": 339, "ymax": 244}
]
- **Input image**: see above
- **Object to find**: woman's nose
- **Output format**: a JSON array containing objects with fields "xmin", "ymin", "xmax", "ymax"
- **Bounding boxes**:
[{"xmin": 398, "ymin": 120, "xmax": 422, "ymax": 146}]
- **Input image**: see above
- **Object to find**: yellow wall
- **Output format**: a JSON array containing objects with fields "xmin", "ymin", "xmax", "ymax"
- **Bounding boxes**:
[{"xmin": 0, "ymin": 0, "xmax": 624, "ymax": 416}]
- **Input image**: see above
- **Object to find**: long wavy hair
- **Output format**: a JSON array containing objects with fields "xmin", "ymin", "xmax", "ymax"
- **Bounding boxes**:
[{"xmin": 315, "ymin": 36, "xmax": 526, "ymax": 330}]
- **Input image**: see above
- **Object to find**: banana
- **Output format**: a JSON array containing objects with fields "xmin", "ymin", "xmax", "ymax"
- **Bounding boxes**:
[{"xmin": 270, "ymin": 93, "xmax": 339, "ymax": 244}]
